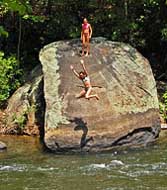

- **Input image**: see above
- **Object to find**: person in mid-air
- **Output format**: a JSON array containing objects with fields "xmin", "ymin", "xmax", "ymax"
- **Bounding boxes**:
[
  {"xmin": 70, "ymin": 60, "xmax": 99, "ymax": 100},
  {"xmin": 81, "ymin": 18, "xmax": 92, "ymax": 57}
]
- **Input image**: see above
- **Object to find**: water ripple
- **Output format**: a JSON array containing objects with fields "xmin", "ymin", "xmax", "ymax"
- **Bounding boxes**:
[
  {"xmin": 80, "ymin": 160, "xmax": 124, "ymax": 172},
  {"xmin": 0, "ymin": 164, "xmax": 27, "ymax": 172}
]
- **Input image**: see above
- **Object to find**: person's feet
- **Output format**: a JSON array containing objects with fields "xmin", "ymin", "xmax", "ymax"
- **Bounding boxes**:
[{"xmin": 85, "ymin": 52, "xmax": 89, "ymax": 57}]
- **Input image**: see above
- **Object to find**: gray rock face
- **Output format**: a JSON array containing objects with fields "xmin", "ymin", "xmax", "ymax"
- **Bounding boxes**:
[
  {"xmin": 39, "ymin": 38, "xmax": 161, "ymax": 152},
  {"xmin": 4, "ymin": 65, "xmax": 44, "ymax": 135},
  {"xmin": 0, "ymin": 141, "xmax": 7, "ymax": 150}
]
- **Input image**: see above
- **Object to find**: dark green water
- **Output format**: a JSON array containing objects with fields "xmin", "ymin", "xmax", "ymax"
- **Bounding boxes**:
[{"xmin": 0, "ymin": 132, "xmax": 167, "ymax": 190}]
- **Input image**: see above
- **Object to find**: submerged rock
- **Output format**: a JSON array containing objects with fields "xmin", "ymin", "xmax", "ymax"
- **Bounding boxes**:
[{"xmin": 39, "ymin": 38, "xmax": 161, "ymax": 152}]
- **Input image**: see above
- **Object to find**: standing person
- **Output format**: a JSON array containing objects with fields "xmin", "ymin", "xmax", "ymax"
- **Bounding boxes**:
[
  {"xmin": 81, "ymin": 18, "xmax": 92, "ymax": 57},
  {"xmin": 70, "ymin": 60, "xmax": 99, "ymax": 100}
]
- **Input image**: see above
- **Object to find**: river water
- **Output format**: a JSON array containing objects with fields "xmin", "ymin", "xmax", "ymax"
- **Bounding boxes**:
[{"xmin": 0, "ymin": 132, "xmax": 167, "ymax": 190}]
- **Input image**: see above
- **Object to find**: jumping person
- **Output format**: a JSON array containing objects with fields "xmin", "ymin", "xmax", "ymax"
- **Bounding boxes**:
[
  {"xmin": 81, "ymin": 18, "xmax": 92, "ymax": 57},
  {"xmin": 70, "ymin": 60, "xmax": 99, "ymax": 100}
]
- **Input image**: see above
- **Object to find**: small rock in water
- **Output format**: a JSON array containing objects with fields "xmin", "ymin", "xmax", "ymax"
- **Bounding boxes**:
[{"xmin": 0, "ymin": 141, "xmax": 7, "ymax": 150}]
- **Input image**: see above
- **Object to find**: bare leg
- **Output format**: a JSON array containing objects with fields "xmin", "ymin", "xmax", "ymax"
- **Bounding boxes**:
[
  {"xmin": 81, "ymin": 35, "xmax": 85, "ymax": 56},
  {"xmin": 76, "ymin": 89, "xmax": 86, "ymax": 99},
  {"xmin": 85, "ymin": 87, "xmax": 99, "ymax": 100},
  {"xmin": 86, "ymin": 36, "xmax": 90, "ymax": 56},
  {"xmin": 88, "ymin": 37, "xmax": 90, "ymax": 55}
]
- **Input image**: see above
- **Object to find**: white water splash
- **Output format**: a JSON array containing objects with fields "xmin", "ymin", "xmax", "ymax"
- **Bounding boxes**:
[
  {"xmin": 81, "ymin": 160, "xmax": 124, "ymax": 172},
  {"xmin": 91, "ymin": 163, "xmax": 106, "ymax": 169},
  {"xmin": 0, "ymin": 164, "xmax": 26, "ymax": 172},
  {"xmin": 109, "ymin": 160, "xmax": 124, "ymax": 166}
]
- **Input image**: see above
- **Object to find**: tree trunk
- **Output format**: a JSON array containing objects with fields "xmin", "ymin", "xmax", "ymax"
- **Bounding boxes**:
[{"xmin": 17, "ymin": 16, "xmax": 22, "ymax": 61}]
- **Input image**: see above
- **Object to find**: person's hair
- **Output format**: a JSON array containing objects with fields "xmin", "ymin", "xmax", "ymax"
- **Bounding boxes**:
[
  {"xmin": 83, "ymin": 18, "xmax": 87, "ymax": 22},
  {"xmin": 79, "ymin": 71, "xmax": 85, "ymax": 75}
]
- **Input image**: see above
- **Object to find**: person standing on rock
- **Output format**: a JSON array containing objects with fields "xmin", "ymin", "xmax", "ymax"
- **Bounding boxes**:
[
  {"xmin": 70, "ymin": 60, "xmax": 99, "ymax": 100},
  {"xmin": 81, "ymin": 18, "xmax": 92, "ymax": 57}
]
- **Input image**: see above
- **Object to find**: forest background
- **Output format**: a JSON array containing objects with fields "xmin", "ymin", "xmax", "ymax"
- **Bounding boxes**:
[{"xmin": 0, "ymin": 0, "xmax": 167, "ymax": 121}]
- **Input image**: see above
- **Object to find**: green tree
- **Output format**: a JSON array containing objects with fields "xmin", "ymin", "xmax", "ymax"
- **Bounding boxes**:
[
  {"xmin": 0, "ymin": 0, "xmax": 44, "ymax": 60},
  {"xmin": 0, "ymin": 52, "xmax": 22, "ymax": 106}
]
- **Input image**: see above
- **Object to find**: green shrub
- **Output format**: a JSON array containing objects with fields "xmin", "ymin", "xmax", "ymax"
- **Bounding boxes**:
[
  {"xmin": 13, "ymin": 113, "xmax": 27, "ymax": 130},
  {"xmin": 159, "ymin": 90, "xmax": 167, "ymax": 122},
  {"xmin": 0, "ymin": 52, "xmax": 22, "ymax": 107},
  {"xmin": 12, "ymin": 105, "xmax": 36, "ymax": 132}
]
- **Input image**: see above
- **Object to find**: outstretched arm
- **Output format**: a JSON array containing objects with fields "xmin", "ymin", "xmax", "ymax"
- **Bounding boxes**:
[
  {"xmin": 89, "ymin": 24, "xmax": 92, "ymax": 38},
  {"xmin": 80, "ymin": 60, "xmax": 88, "ymax": 75},
  {"xmin": 70, "ymin": 65, "xmax": 80, "ymax": 78}
]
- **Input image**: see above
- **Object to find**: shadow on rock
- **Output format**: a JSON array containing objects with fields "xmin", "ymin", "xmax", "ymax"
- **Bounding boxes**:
[{"xmin": 69, "ymin": 117, "xmax": 93, "ymax": 148}]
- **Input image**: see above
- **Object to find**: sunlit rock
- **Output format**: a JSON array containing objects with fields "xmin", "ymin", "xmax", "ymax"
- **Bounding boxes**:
[
  {"xmin": 4, "ymin": 65, "xmax": 44, "ymax": 135},
  {"xmin": 39, "ymin": 37, "xmax": 161, "ymax": 152},
  {"xmin": 0, "ymin": 141, "xmax": 7, "ymax": 150}
]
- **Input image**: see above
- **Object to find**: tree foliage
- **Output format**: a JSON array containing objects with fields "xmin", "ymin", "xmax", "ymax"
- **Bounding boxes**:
[
  {"xmin": 0, "ymin": 52, "xmax": 22, "ymax": 106},
  {"xmin": 1, "ymin": 0, "xmax": 167, "ymax": 66},
  {"xmin": 159, "ymin": 90, "xmax": 167, "ymax": 122},
  {"xmin": 0, "ymin": 0, "xmax": 167, "ymax": 107}
]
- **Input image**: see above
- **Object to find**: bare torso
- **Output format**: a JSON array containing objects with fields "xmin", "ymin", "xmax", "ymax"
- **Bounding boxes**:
[
  {"xmin": 81, "ymin": 76, "xmax": 91, "ymax": 88},
  {"xmin": 82, "ymin": 23, "xmax": 90, "ymax": 35}
]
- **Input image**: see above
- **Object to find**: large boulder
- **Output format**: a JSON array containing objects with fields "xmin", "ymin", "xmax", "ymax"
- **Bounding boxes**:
[
  {"xmin": 3, "ymin": 65, "xmax": 44, "ymax": 136},
  {"xmin": 39, "ymin": 38, "xmax": 161, "ymax": 152}
]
